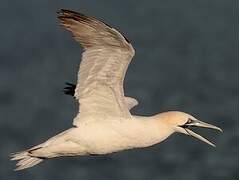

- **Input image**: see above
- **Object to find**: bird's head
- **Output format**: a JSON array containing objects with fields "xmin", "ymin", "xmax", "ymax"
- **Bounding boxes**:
[{"xmin": 159, "ymin": 111, "xmax": 222, "ymax": 147}]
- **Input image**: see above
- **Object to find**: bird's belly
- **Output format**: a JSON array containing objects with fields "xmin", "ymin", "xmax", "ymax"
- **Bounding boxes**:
[
  {"xmin": 73, "ymin": 121, "xmax": 160, "ymax": 155},
  {"xmin": 80, "ymin": 130, "xmax": 134, "ymax": 154}
]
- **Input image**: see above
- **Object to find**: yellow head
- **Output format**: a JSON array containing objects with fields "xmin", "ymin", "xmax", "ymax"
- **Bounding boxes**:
[{"xmin": 157, "ymin": 111, "xmax": 222, "ymax": 147}]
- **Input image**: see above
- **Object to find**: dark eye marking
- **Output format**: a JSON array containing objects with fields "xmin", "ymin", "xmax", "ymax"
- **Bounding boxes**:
[
  {"xmin": 180, "ymin": 124, "xmax": 189, "ymax": 128},
  {"xmin": 179, "ymin": 118, "xmax": 194, "ymax": 128}
]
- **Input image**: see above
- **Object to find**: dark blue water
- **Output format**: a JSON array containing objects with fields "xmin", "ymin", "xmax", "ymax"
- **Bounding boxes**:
[{"xmin": 1, "ymin": 0, "xmax": 238, "ymax": 179}]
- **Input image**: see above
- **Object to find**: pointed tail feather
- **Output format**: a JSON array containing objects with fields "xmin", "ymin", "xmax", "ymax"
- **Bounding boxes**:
[{"xmin": 10, "ymin": 150, "xmax": 43, "ymax": 171}]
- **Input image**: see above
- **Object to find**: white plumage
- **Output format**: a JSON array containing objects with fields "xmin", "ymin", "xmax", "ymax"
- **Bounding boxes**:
[{"xmin": 11, "ymin": 9, "xmax": 222, "ymax": 171}]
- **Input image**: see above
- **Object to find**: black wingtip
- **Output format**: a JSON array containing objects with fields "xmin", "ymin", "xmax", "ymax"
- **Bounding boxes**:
[
  {"xmin": 57, "ymin": 9, "xmax": 87, "ymax": 18},
  {"xmin": 57, "ymin": 9, "xmax": 69, "ymax": 16},
  {"xmin": 63, "ymin": 82, "xmax": 76, "ymax": 97},
  {"xmin": 57, "ymin": 9, "xmax": 131, "ymax": 45},
  {"xmin": 57, "ymin": 9, "xmax": 73, "ymax": 14}
]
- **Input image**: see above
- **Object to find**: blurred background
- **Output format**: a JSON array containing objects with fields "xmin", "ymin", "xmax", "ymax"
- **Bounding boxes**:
[{"xmin": 1, "ymin": 0, "xmax": 238, "ymax": 179}]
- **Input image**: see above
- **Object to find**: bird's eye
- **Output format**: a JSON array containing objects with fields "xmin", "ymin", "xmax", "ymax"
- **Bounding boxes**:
[{"xmin": 187, "ymin": 118, "xmax": 193, "ymax": 124}]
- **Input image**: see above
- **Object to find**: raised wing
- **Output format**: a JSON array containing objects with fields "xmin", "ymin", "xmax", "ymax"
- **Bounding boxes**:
[
  {"xmin": 58, "ymin": 9, "xmax": 135, "ymax": 125},
  {"xmin": 63, "ymin": 82, "xmax": 138, "ymax": 110}
]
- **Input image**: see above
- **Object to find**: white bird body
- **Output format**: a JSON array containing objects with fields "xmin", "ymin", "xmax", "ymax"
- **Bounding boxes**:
[
  {"xmin": 29, "ymin": 115, "xmax": 171, "ymax": 158},
  {"xmin": 11, "ymin": 9, "xmax": 222, "ymax": 171}
]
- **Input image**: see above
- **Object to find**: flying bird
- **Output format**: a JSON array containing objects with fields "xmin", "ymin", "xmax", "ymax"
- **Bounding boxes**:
[{"xmin": 11, "ymin": 9, "xmax": 222, "ymax": 171}]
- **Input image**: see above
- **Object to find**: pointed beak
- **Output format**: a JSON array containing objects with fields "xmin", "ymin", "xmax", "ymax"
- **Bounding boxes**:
[{"xmin": 179, "ymin": 118, "xmax": 223, "ymax": 147}]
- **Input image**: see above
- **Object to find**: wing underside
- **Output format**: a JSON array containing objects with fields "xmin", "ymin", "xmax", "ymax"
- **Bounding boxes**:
[
  {"xmin": 63, "ymin": 82, "xmax": 138, "ymax": 110},
  {"xmin": 58, "ymin": 9, "xmax": 136, "ymax": 124}
]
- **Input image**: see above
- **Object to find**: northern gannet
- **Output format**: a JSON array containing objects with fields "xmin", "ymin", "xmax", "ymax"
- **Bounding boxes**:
[{"xmin": 11, "ymin": 9, "xmax": 222, "ymax": 171}]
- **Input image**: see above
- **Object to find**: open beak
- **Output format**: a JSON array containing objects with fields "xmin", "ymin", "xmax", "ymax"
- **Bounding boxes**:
[{"xmin": 179, "ymin": 118, "xmax": 223, "ymax": 147}]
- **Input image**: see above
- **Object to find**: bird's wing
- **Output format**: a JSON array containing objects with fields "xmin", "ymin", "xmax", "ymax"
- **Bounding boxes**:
[
  {"xmin": 63, "ymin": 82, "xmax": 138, "ymax": 110},
  {"xmin": 58, "ymin": 9, "xmax": 135, "ymax": 124}
]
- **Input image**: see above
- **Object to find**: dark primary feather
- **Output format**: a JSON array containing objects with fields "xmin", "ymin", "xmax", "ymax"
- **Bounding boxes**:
[
  {"xmin": 63, "ymin": 82, "xmax": 76, "ymax": 96},
  {"xmin": 57, "ymin": 9, "xmax": 130, "ymax": 43},
  {"xmin": 57, "ymin": 9, "xmax": 131, "ymax": 49}
]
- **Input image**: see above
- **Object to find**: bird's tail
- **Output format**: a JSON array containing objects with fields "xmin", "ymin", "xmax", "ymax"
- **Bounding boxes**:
[{"xmin": 10, "ymin": 150, "xmax": 43, "ymax": 171}]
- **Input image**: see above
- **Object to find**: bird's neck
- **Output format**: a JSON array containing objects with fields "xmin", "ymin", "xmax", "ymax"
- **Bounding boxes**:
[{"xmin": 129, "ymin": 115, "xmax": 174, "ymax": 148}]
